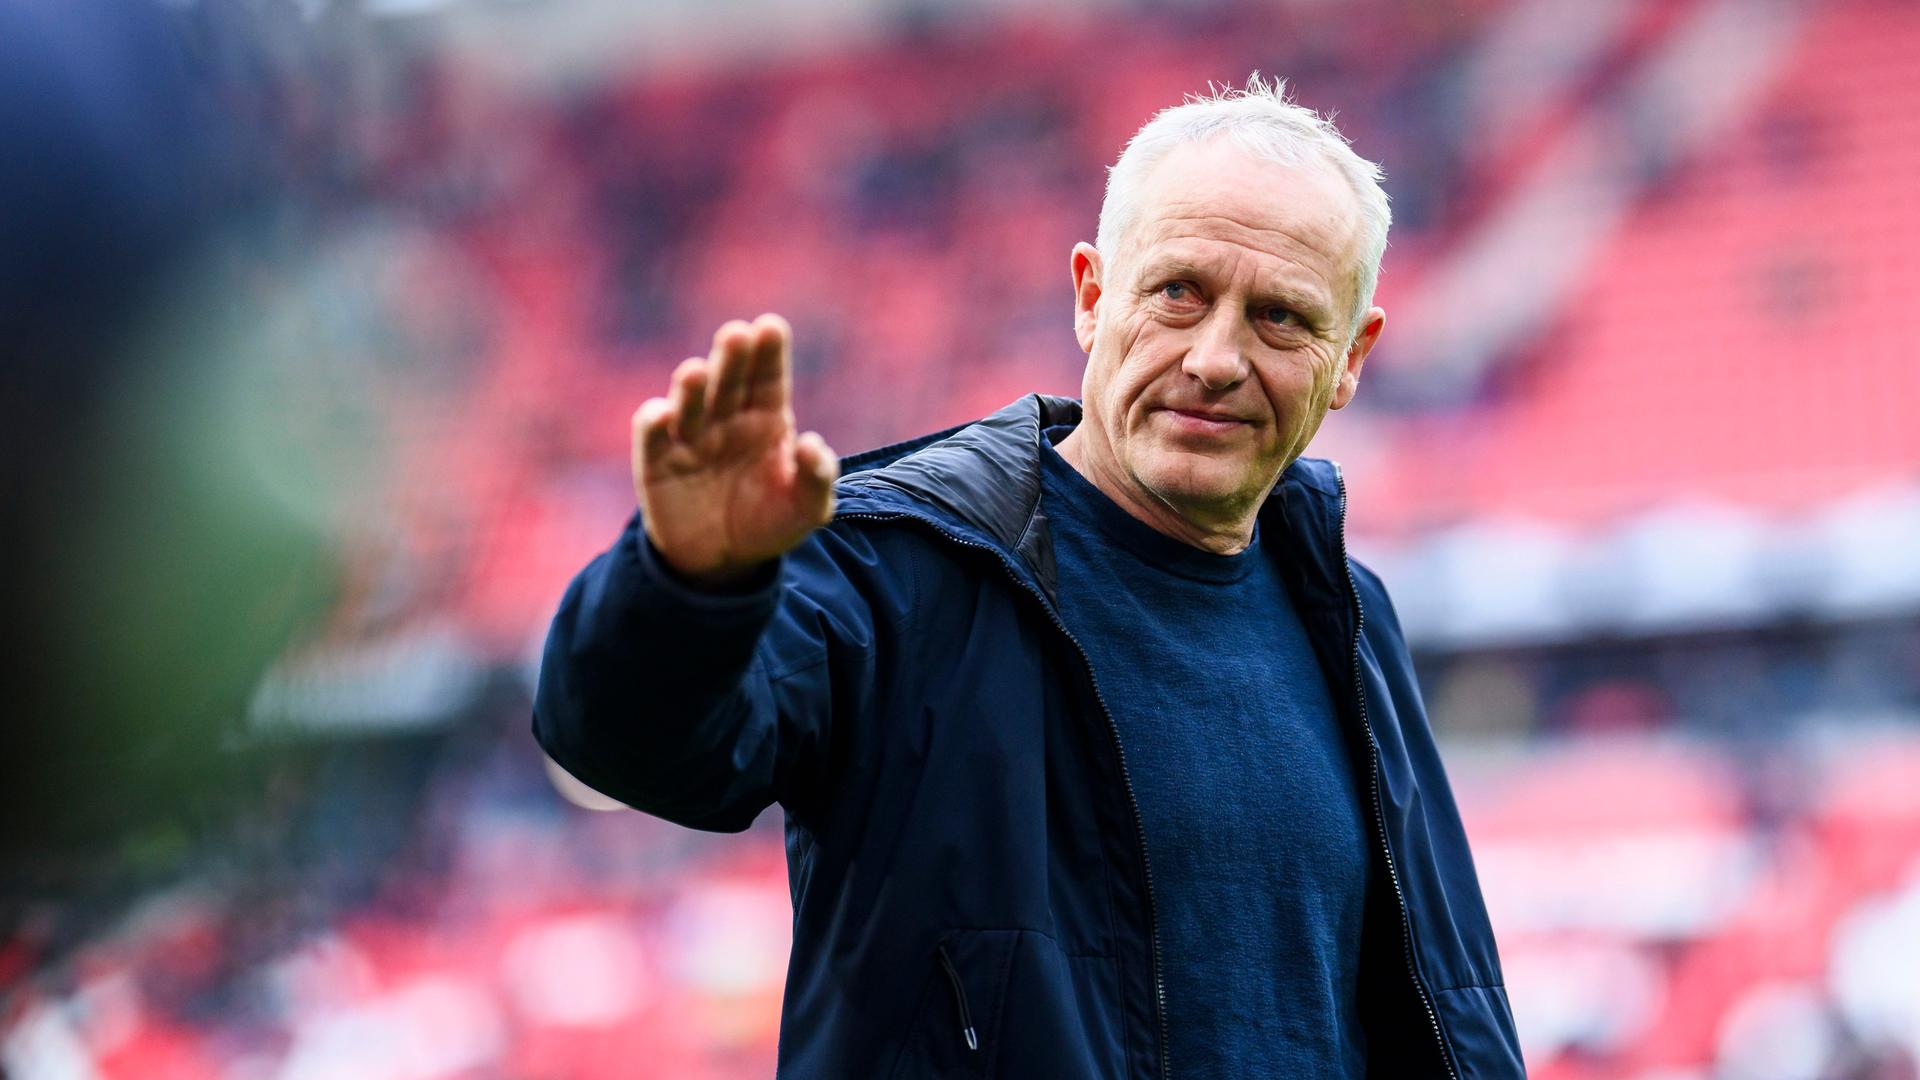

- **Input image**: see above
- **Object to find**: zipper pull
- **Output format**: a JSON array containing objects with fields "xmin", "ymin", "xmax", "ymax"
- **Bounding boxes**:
[{"xmin": 936, "ymin": 943, "xmax": 979, "ymax": 1051}]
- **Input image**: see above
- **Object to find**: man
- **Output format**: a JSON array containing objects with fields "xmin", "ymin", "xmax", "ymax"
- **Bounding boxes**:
[{"xmin": 535, "ymin": 79, "xmax": 1523, "ymax": 1077}]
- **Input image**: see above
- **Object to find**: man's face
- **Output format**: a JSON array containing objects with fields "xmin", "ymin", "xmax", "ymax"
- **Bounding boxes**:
[{"xmin": 1070, "ymin": 138, "xmax": 1385, "ymax": 538}]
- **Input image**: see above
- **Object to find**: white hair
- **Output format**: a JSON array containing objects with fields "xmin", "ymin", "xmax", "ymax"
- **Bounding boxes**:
[{"xmin": 1095, "ymin": 75, "xmax": 1391, "ymax": 334}]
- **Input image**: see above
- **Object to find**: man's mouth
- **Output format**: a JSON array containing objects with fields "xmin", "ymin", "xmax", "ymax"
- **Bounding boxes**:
[{"xmin": 1160, "ymin": 407, "xmax": 1250, "ymax": 433}]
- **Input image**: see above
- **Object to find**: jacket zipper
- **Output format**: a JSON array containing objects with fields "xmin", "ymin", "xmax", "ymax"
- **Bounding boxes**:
[
  {"xmin": 936, "ymin": 943, "xmax": 980, "ymax": 1051},
  {"xmin": 837, "ymin": 509, "xmax": 1174, "ymax": 1079},
  {"xmin": 1331, "ymin": 464, "xmax": 1459, "ymax": 1080}
]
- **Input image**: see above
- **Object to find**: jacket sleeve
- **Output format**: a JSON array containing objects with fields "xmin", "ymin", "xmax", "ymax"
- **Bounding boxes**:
[{"xmin": 532, "ymin": 510, "xmax": 911, "ymax": 833}]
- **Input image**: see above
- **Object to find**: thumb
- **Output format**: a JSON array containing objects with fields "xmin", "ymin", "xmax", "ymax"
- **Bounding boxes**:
[{"xmin": 792, "ymin": 431, "xmax": 839, "ymax": 522}]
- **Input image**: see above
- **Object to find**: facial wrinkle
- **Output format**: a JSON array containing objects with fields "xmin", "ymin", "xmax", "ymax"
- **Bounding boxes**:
[{"xmin": 1136, "ymin": 215, "xmax": 1352, "ymax": 318}]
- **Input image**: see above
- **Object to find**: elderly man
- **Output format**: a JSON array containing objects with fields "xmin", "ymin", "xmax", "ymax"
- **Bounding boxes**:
[{"xmin": 535, "ymin": 79, "xmax": 1523, "ymax": 1078}]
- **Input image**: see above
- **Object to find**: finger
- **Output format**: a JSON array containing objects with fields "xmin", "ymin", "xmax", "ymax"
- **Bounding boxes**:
[
  {"xmin": 631, "ymin": 397, "xmax": 674, "ymax": 480},
  {"xmin": 742, "ymin": 312, "xmax": 793, "ymax": 412},
  {"xmin": 792, "ymin": 430, "xmax": 839, "ymax": 521},
  {"xmin": 707, "ymin": 319, "xmax": 753, "ymax": 421},
  {"xmin": 669, "ymin": 357, "xmax": 708, "ymax": 443}
]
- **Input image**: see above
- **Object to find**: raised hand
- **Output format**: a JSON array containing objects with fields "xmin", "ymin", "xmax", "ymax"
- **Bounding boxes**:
[{"xmin": 632, "ymin": 314, "xmax": 839, "ymax": 587}]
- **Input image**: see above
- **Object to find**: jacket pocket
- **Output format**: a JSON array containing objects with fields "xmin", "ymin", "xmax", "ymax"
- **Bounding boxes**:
[
  {"xmin": 937, "ymin": 943, "xmax": 981, "ymax": 1052},
  {"xmin": 888, "ymin": 930, "xmax": 1018, "ymax": 1079},
  {"xmin": 1429, "ymin": 984, "xmax": 1526, "ymax": 1079},
  {"xmin": 888, "ymin": 929, "xmax": 1123, "ymax": 1080}
]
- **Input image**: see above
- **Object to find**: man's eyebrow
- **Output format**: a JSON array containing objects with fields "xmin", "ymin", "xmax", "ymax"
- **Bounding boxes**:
[
  {"xmin": 1254, "ymin": 282, "xmax": 1332, "ymax": 317},
  {"xmin": 1138, "ymin": 257, "xmax": 1211, "ymax": 283}
]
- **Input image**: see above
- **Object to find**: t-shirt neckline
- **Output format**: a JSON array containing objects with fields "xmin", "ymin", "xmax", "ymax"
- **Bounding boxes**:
[{"xmin": 1040, "ymin": 424, "xmax": 1259, "ymax": 585}]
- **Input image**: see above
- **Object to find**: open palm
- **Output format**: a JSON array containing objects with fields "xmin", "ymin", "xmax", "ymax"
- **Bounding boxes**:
[{"xmin": 632, "ymin": 314, "xmax": 838, "ymax": 586}]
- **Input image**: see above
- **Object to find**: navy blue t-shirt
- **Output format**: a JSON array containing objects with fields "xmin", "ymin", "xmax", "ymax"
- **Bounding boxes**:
[{"xmin": 1039, "ymin": 428, "xmax": 1373, "ymax": 1077}]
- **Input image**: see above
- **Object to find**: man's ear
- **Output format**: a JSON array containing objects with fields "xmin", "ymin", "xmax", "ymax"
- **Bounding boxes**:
[
  {"xmin": 1071, "ymin": 242, "xmax": 1103, "ymax": 354},
  {"xmin": 1330, "ymin": 306, "xmax": 1385, "ymax": 411}
]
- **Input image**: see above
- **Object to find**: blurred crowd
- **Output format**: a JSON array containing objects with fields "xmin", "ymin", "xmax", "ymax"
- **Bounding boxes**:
[
  {"xmin": 4, "ymin": 0, "xmax": 1919, "ymax": 1077},
  {"xmin": 3, "ymin": 713, "xmax": 794, "ymax": 1079}
]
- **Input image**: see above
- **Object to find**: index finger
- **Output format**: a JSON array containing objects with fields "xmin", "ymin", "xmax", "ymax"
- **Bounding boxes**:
[{"xmin": 741, "ymin": 313, "xmax": 792, "ymax": 412}]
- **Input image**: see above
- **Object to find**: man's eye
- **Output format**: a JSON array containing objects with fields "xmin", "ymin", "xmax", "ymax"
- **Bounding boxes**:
[
  {"xmin": 1262, "ymin": 306, "xmax": 1301, "ymax": 326},
  {"xmin": 1159, "ymin": 281, "xmax": 1195, "ymax": 302}
]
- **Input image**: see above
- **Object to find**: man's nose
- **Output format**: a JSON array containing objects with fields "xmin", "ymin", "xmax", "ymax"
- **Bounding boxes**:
[{"xmin": 1182, "ymin": 311, "xmax": 1251, "ymax": 391}]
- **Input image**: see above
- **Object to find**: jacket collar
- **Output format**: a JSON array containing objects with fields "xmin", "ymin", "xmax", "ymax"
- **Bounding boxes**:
[{"xmin": 836, "ymin": 394, "xmax": 1350, "ymax": 608}]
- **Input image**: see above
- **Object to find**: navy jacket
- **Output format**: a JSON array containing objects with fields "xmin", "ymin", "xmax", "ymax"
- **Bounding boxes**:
[{"xmin": 534, "ymin": 395, "xmax": 1524, "ymax": 1078}]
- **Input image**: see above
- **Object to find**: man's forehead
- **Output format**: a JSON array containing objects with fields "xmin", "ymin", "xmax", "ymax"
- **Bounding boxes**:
[
  {"xmin": 1136, "ymin": 146, "xmax": 1356, "ymax": 241},
  {"xmin": 1122, "ymin": 140, "xmax": 1363, "ymax": 287}
]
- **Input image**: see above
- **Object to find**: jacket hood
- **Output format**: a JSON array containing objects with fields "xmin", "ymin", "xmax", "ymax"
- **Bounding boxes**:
[{"xmin": 835, "ymin": 393, "xmax": 1351, "ymax": 607}]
